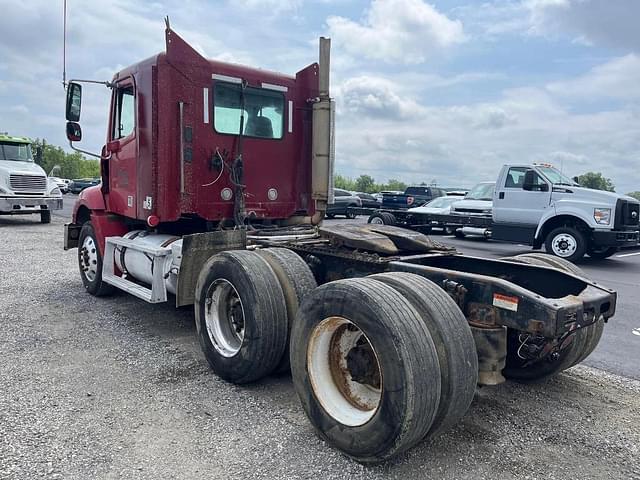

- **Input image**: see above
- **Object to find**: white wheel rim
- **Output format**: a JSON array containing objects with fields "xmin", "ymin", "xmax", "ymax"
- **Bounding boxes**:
[
  {"xmin": 551, "ymin": 233, "xmax": 577, "ymax": 257},
  {"xmin": 79, "ymin": 236, "xmax": 98, "ymax": 282},
  {"xmin": 369, "ymin": 216, "xmax": 384, "ymax": 224},
  {"xmin": 307, "ymin": 316, "xmax": 382, "ymax": 427},
  {"xmin": 204, "ymin": 279, "xmax": 245, "ymax": 357}
]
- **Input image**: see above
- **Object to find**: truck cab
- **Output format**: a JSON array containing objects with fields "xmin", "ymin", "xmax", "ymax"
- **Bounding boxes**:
[
  {"xmin": 492, "ymin": 164, "xmax": 639, "ymax": 260},
  {"xmin": 0, "ymin": 134, "xmax": 63, "ymax": 223}
]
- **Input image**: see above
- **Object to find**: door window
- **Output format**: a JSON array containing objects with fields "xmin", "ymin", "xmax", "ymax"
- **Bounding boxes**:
[
  {"xmin": 505, "ymin": 167, "xmax": 545, "ymax": 189},
  {"xmin": 112, "ymin": 86, "xmax": 135, "ymax": 140}
]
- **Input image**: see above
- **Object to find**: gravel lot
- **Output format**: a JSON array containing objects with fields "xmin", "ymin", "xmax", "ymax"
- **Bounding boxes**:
[{"xmin": 1, "ymin": 215, "xmax": 639, "ymax": 479}]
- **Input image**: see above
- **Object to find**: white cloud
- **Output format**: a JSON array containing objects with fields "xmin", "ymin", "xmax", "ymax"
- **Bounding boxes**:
[
  {"xmin": 327, "ymin": 0, "xmax": 465, "ymax": 64},
  {"xmin": 527, "ymin": 0, "xmax": 640, "ymax": 51},
  {"xmin": 546, "ymin": 54, "xmax": 640, "ymax": 100},
  {"xmin": 336, "ymin": 76, "xmax": 426, "ymax": 119}
]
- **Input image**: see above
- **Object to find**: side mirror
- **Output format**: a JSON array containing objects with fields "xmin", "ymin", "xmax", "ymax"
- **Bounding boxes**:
[
  {"xmin": 66, "ymin": 82, "xmax": 82, "ymax": 122},
  {"xmin": 66, "ymin": 122, "xmax": 82, "ymax": 142},
  {"xmin": 572, "ymin": 176, "xmax": 580, "ymax": 185}
]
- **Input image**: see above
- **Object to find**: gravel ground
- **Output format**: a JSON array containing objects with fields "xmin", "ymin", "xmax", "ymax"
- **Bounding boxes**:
[{"xmin": 1, "ymin": 216, "xmax": 639, "ymax": 480}]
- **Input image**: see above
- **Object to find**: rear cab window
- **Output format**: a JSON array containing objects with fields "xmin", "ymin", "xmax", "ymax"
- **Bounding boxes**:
[{"xmin": 213, "ymin": 82, "xmax": 284, "ymax": 139}]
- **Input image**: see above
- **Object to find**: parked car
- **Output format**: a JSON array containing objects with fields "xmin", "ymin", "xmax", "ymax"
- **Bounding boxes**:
[
  {"xmin": 327, "ymin": 188, "xmax": 362, "ymax": 218},
  {"xmin": 408, "ymin": 196, "xmax": 463, "ymax": 234},
  {"xmin": 353, "ymin": 192, "xmax": 379, "ymax": 208},
  {"xmin": 382, "ymin": 186, "xmax": 447, "ymax": 209},
  {"xmin": 69, "ymin": 177, "xmax": 100, "ymax": 194},
  {"xmin": 374, "ymin": 190, "xmax": 402, "ymax": 204},
  {"xmin": 450, "ymin": 182, "xmax": 495, "ymax": 216},
  {"xmin": 49, "ymin": 177, "xmax": 70, "ymax": 194}
]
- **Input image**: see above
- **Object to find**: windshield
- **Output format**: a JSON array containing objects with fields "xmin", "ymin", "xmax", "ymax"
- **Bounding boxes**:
[
  {"xmin": 537, "ymin": 166, "xmax": 577, "ymax": 186},
  {"xmin": 0, "ymin": 142, "xmax": 33, "ymax": 162},
  {"xmin": 465, "ymin": 183, "xmax": 495, "ymax": 201},
  {"xmin": 426, "ymin": 196, "xmax": 459, "ymax": 208}
]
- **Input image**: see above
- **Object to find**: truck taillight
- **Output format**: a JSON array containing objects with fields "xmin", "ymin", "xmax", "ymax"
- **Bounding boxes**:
[{"xmin": 407, "ymin": 196, "xmax": 415, "ymax": 205}]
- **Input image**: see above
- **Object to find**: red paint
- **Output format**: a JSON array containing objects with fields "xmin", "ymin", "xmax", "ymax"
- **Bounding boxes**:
[
  {"xmin": 72, "ymin": 184, "xmax": 106, "ymax": 224},
  {"xmin": 147, "ymin": 215, "xmax": 159, "ymax": 227},
  {"xmin": 95, "ymin": 27, "xmax": 319, "ymax": 226},
  {"xmin": 89, "ymin": 211, "xmax": 129, "ymax": 255}
]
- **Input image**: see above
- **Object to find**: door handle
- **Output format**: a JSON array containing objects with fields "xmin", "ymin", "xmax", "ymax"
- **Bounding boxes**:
[{"xmin": 499, "ymin": 192, "xmax": 505, "ymax": 199}]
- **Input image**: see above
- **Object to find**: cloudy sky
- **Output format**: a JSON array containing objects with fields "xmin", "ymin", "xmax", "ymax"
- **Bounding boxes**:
[{"xmin": 1, "ymin": 0, "xmax": 639, "ymax": 192}]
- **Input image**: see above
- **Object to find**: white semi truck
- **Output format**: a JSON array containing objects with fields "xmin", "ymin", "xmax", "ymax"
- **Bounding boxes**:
[{"xmin": 0, "ymin": 134, "xmax": 63, "ymax": 223}]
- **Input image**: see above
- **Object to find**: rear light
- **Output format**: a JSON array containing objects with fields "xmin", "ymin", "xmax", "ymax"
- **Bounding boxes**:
[
  {"xmin": 407, "ymin": 196, "xmax": 414, "ymax": 205},
  {"xmin": 147, "ymin": 215, "xmax": 160, "ymax": 227}
]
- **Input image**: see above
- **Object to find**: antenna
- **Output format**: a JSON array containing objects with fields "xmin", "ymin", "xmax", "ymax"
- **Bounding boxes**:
[{"xmin": 62, "ymin": 0, "xmax": 67, "ymax": 88}]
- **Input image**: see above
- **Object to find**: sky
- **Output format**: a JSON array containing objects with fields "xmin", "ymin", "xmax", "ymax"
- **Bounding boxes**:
[{"xmin": 0, "ymin": 0, "xmax": 638, "ymax": 192}]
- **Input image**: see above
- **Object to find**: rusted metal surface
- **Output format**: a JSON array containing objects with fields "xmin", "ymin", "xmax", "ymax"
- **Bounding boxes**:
[{"xmin": 467, "ymin": 302, "xmax": 498, "ymax": 327}]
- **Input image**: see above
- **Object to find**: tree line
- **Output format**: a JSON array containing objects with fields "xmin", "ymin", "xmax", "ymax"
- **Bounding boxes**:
[{"xmin": 32, "ymin": 139, "xmax": 100, "ymax": 179}]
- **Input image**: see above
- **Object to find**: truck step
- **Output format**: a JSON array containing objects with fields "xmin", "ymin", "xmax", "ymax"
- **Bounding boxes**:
[{"xmin": 102, "ymin": 236, "xmax": 170, "ymax": 303}]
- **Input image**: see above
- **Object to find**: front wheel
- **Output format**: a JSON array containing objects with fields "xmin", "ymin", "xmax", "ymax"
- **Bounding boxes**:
[
  {"xmin": 40, "ymin": 210, "xmax": 51, "ymax": 224},
  {"xmin": 78, "ymin": 222, "xmax": 114, "ymax": 296},
  {"xmin": 345, "ymin": 206, "xmax": 357, "ymax": 219},
  {"xmin": 545, "ymin": 226, "xmax": 587, "ymax": 262},
  {"xmin": 587, "ymin": 246, "xmax": 617, "ymax": 259}
]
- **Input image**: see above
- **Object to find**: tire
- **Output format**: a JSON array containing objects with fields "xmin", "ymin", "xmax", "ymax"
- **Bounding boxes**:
[
  {"xmin": 545, "ymin": 226, "xmax": 587, "ymax": 262},
  {"xmin": 509, "ymin": 252, "xmax": 585, "ymax": 276},
  {"xmin": 500, "ymin": 254, "xmax": 590, "ymax": 381},
  {"xmin": 40, "ymin": 210, "xmax": 51, "ymax": 224},
  {"xmin": 290, "ymin": 278, "xmax": 441, "ymax": 463},
  {"xmin": 370, "ymin": 272, "xmax": 477, "ymax": 435},
  {"xmin": 454, "ymin": 229, "xmax": 465, "ymax": 239},
  {"xmin": 78, "ymin": 222, "xmax": 115, "ymax": 296},
  {"xmin": 573, "ymin": 317, "xmax": 605, "ymax": 365},
  {"xmin": 255, "ymin": 248, "xmax": 317, "ymax": 373},
  {"xmin": 325, "ymin": 213, "xmax": 335, "ymax": 219},
  {"xmin": 587, "ymin": 246, "xmax": 617, "ymax": 259},
  {"xmin": 346, "ymin": 205, "xmax": 358, "ymax": 219},
  {"xmin": 194, "ymin": 250, "xmax": 288, "ymax": 384},
  {"xmin": 367, "ymin": 212, "xmax": 396, "ymax": 225},
  {"xmin": 444, "ymin": 227, "xmax": 455, "ymax": 235}
]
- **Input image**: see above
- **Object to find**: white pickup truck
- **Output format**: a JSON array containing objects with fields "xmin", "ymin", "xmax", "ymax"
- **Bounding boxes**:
[
  {"xmin": 364, "ymin": 163, "xmax": 639, "ymax": 261},
  {"xmin": 0, "ymin": 134, "xmax": 63, "ymax": 223},
  {"xmin": 487, "ymin": 164, "xmax": 639, "ymax": 260}
]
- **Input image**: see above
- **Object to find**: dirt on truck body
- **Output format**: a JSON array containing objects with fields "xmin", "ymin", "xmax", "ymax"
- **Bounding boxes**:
[{"xmin": 61, "ymin": 23, "xmax": 618, "ymax": 463}]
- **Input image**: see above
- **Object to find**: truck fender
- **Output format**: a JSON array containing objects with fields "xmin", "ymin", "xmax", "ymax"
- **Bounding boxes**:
[
  {"xmin": 534, "ymin": 207, "xmax": 594, "ymax": 243},
  {"xmin": 72, "ymin": 185, "xmax": 106, "ymax": 224}
]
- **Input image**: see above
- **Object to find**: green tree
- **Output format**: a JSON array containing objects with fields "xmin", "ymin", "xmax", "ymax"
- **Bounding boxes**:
[
  {"xmin": 334, "ymin": 174, "xmax": 356, "ymax": 191},
  {"xmin": 32, "ymin": 139, "xmax": 100, "ymax": 179},
  {"xmin": 627, "ymin": 191, "xmax": 640, "ymax": 201},
  {"xmin": 354, "ymin": 174, "xmax": 375, "ymax": 193},
  {"xmin": 383, "ymin": 179, "xmax": 407, "ymax": 192},
  {"xmin": 576, "ymin": 172, "xmax": 615, "ymax": 192}
]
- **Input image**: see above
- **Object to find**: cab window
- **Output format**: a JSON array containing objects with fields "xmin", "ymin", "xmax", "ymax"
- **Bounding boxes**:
[
  {"xmin": 213, "ymin": 82, "xmax": 284, "ymax": 139},
  {"xmin": 504, "ymin": 167, "xmax": 544, "ymax": 189},
  {"xmin": 112, "ymin": 86, "xmax": 135, "ymax": 139}
]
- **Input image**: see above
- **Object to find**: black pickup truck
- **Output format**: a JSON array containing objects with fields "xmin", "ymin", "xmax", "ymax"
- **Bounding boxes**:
[{"xmin": 382, "ymin": 186, "xmax": 446, "ymax": 209}]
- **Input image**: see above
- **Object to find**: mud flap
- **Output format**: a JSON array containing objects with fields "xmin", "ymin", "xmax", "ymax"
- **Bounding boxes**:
[{"xmin": 176, "ymin": 230, "xmax": 246, "ymax": 307}]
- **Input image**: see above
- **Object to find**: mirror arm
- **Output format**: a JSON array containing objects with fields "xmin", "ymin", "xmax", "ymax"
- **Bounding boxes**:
[
  {"xmin": 68, "ymin": 140, "xmax": 101, "ymax": 159},
  {"xmin": 68, "ymin": 78, "xmax": 114, "ymax": 89}
]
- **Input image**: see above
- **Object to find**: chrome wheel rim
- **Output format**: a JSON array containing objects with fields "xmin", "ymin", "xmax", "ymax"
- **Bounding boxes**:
[
  {"xmin": 551, "ymin": 233, "xmax": 577, "ymax": 258},
  {"xmin": 369, "ymin": 216, "xmax": 384, "ymax": 225},
  {"xmin": 79, "ymin": 236, "xmax": 98, "ymax": 282},
  {"xmin": 205, "ymin": 279, "xmax": 245, "ymax": 357},
  {"xmin": 307, "ymin": 316, "xmax": 382, "ymax": 426}
]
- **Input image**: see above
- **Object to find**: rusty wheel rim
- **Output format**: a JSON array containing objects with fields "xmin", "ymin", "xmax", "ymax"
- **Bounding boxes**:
[{"xmin": 307, "ymin": 316, "xmax": 382, "ymax": 427}]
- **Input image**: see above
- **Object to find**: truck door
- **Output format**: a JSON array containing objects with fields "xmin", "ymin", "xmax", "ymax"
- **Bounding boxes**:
[
  {"xmin": 492, "ymin": 166, "xmax": 551, "ymax": 242},
  {"xmin": 105, "ymin": 80, "xmax": 137, "ymax": 218}
]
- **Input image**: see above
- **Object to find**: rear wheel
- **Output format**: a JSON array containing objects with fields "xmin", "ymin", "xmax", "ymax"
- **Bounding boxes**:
[
  {"xmin": 255, "ymin": 248, "xmax": 317, "ymax": 373},
  {"xmin": 78, "ymin": 222, "xmax": 114, "ymax": 296},
  {"xmin": 587, "ymin": 246, "xmax": 617, "ymax": 259},
  {"xmin": 545, "ymin": 226, "xmax": 587, "ymax": 262},
  {"xmin": 367, "ymin": 211, "xmax": 397, "ymax": 225},
  {"xmin": 500, "ymin": 253, "xmax": 601, "ymax": 381},
  {"xmin": 40, "ymin": 210, "xmax": 51, "ymax": 224},
  {"xmin": 454, "ymin": 229, "xmax": 465, "ymax": 239},
  {"xmin": 290, "ymin": 278, "xmax": 441, "ymax": 463},
  {"xmin": 370, "ymin": 272, "xmax": 477, "ymax": 435},
  {"xmin": 345, "ymin": 205, "xmax": 358, "ymax": 219},
  {"xmin": 194, "ymin": 250, "xmax": 288, "ymax": 384}
]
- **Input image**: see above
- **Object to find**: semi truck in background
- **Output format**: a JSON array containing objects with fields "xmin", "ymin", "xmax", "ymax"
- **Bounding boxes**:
[
  {"xmin": 0, "ymin": 134, "xmax": 63, "ymax": 223},
  {"xmin": 62, "ymin": 24, "xmax": 618, "ymax": 462}
]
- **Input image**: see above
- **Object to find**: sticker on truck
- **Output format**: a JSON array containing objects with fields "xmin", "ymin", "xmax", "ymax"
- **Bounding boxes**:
[{"xmin": 493, "ymin": 293, "xmax": 519, "ymax": 312}]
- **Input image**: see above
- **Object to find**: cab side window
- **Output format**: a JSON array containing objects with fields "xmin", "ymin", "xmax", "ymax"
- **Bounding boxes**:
[
  {"xmin": 505, "ymin": 167, "xmax": 546, "ymax": 190},
  {"xmin": 112, "ymin": 86, "xmax": 135, "ymax": 140}
]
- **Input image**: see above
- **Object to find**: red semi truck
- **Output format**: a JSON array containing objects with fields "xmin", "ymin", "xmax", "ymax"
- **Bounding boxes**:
[{"xmin": 63, "ymin": 25, "xmax": 617, "ymax": 462}]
